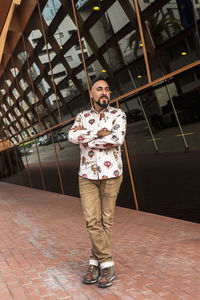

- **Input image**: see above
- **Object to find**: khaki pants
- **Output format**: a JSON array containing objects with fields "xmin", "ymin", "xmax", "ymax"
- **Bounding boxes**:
[{"xmin": 79, "ymin": 175, "xmax": 122, "ymax": 264}]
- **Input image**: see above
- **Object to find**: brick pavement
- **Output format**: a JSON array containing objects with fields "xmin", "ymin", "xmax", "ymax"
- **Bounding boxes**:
[{"xmin": 0, "ymin": 182, "xmax": 199, "ymax": 300}]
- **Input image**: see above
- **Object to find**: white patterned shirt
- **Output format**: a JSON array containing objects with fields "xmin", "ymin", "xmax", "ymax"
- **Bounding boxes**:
[{"xmin": 68, "ymin": 105, "xmax": 127, "ymax": 180}]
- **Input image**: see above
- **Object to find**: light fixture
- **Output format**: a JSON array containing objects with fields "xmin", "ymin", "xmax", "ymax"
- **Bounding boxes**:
[
  {"xmin": 102, "ymin": 69, "xmax": 107, "ymax": 73},
  {"xmin": 181, "ymin": 51, "xmax": 187, "ymax": 55},
  {"xmin": 137, "ymin": 75, "xmax": 142, "ymax": 78},
  {"xmin": 139, "ymin": 43, "xmax": 143, "ymax": 47},
  {"xmin": 60, "ymin": 46, "xmax": 63, "ymax": 50},
  {"xmin": 93, "ymin": 6, "xmax": 100, "ymax": 11}
]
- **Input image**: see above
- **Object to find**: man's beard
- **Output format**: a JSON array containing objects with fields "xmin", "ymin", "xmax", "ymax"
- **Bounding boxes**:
[{"xmin": 96, "ymin": 96, "xmax": 109, "ymax": 108}]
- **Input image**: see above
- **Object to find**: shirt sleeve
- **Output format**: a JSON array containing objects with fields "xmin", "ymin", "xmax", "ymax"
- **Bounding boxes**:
[
  {"xmin": 88, "ymin": 110, "xmax": 127, "ymax": 149},
  {"xmin": 68, "ymin": 112, "xmax": 98, "ymax": 144}
]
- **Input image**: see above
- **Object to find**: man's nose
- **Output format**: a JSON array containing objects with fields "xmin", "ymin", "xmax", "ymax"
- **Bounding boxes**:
[{"xmin": 101, "ymin": 94, "xmax": 108, "ymax": 98}]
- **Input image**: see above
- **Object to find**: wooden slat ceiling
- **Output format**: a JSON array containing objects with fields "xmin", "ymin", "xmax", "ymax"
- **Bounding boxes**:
[{"xmin": 0, "ymin": 1, "xmax": 13, "ymax": 35}]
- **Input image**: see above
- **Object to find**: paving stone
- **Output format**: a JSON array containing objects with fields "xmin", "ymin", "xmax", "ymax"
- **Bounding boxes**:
[{"xmin": 0, "ymin": 182, "xmax": 199, "ymax": 299}]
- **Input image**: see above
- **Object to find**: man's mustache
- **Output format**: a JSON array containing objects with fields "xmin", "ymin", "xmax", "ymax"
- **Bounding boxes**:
[{"xmin": 99, "ymin": 95, "xmax": 109, "ymax": 101}]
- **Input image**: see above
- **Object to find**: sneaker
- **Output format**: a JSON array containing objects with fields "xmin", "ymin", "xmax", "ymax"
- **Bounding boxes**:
[
  {"xmin": 98, "ymin": 266, "xmax": 115, "ymax": 288},
  {"xmin": 83, "ymin": 265, "xmax": 100, "ymax": 284}
]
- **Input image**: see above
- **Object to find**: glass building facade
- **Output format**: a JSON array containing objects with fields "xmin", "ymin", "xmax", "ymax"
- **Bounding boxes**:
[{"xmin": 1, "ymin": 0, "xmax": 200, "ymax": 222}]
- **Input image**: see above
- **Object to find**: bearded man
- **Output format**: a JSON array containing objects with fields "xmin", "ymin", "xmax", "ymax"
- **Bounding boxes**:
[{"xmin": 68, "ymin": 78, "xmax": 126, "ymax": 288}]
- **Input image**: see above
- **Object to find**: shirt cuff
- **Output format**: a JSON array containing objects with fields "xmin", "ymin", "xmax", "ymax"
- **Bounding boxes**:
[
  {"xmin": 88, "ymin": 140, "xmax": 97, "ymax": 148},
  {"xmin": 90, "ymin": 130, "xmax": 98, "ymax": 140}
]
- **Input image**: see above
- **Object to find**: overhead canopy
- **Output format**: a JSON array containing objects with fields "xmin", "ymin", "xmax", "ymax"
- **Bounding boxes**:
[
  {"xmin": 0, "ymin": 0, "xmax": 21, "ymax": 63},
  {"xmin": 0, "ymin": 1, "xmax": 12, "ymax": 34}
]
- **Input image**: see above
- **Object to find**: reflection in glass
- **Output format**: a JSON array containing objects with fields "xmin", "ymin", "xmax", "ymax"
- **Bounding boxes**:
[
  {"xmin": 42, "ymin": 0, "xmax": 61, "ymax": 26},
  {"xmin": 28, "ymin": 30, "xmax": 42, "ymax": 48},
  {"xmin": 139, "ymin": 0, "xmax": 200, "ymax": 79}
]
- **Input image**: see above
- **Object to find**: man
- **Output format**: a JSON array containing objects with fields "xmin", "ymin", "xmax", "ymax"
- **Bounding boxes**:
[{"xmin": 68, "ymin": 78, "xmax": 126, "ymax": 288}]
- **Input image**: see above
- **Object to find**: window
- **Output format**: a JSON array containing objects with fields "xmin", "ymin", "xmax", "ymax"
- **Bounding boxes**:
[
  {"xmin": 39, "ymin": 49, "xmax": 54, "ymax": 56},
  {"xmin": 87, "ymin": 66, "xmax": 94, "ymax": 73},
  {"xmin": 75, "ymin": 40, "xmax": 86, "ymax": 50},
  {"xmin": 53, "ymin": 71, "xmax": 66, "ymax": 79},
  {"xmin": 54, "ymin": 32, "xmax": 64, "ymax": 38},
  {"xmin": 68, "ymin": 30, "xmax": 76, "ymax": 36},
  {"xmin": 32, "ymin": 37, "xmax": 40, "ymax": 44},
  {"xmin": 78, "ymin": 52, "xmax": 88, "ymax": 62},
  {"xmin": 65, "ymin": 55, "xmax": 73, "ymax": 62}
]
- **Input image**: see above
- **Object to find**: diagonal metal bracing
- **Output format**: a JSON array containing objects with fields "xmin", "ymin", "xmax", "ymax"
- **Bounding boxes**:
[
  {"xmin": 4, "ymin": 99, "xmax": 32, "ymax": 138},
  {"xmin": 61, "ymin": 0, "xmax": 114, "ymax": 77},
  {"xmin": 21, "ymin": 20, "xmax": 75, "ymax": 119},
  {"xmin": 1, "ymin": 0, "xmax": 168, "ymax": 142},
  {"xmin": 118, "ymin": 0, "xmax": 155, "ymax": 56},
  {"xmin": 31, "ymin": 7, "xmax": 85, "ymax": 106},
  {"xmin": 2, "ymin": 77, "xmax": 32, "ymax": 130},
  {"xmin": 6, "ymin": 63, "xmax": 42, "ymax": 125},
  {"xmin": 0, "ymin": 0, "xmax": 199, "ymax": 147},
  {"xmin": 8, "ymin": 56, "xmax": 49, "ymax": 126},
  {"xmin": 1, "ymin": 91, "xmax": 26, "ymax": 139},
  {"xmin": 0, "ymin": 106, "xmax": 20, "ymax": 143}
]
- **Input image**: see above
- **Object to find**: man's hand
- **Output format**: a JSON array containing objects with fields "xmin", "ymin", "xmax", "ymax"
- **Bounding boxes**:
[
  {"xmin": 73, "ymin": 125, "xmax": 84, "ymax": 131},
  {"xmin": 97, "ymin": 130, "xmax": 112, "ymax": 137}
]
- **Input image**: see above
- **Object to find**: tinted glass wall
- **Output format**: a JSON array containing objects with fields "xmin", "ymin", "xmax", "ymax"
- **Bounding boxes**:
[{"xmin": 1, "ymin": 0, "xmax": 200, "ymax": 223}]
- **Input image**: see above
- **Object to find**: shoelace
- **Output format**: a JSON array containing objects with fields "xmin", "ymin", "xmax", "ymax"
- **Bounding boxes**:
[
  {"xmin": 88, "ymin": 265, "xmax": 97, "ymax": 274},
  {"xmin": 102, "ymin": 268, "xmax": 109, "ymax": 276}
]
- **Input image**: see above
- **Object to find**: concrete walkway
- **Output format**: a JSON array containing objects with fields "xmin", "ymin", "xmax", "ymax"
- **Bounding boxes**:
[{"xmin": 0, "ymin": 182, "xmax": 199, "ymax": 300}]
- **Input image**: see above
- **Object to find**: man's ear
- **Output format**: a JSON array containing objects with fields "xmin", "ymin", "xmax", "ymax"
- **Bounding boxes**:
[{"xmin": 89, "ymin": 91, "xmax": 94, "ymax": 104}]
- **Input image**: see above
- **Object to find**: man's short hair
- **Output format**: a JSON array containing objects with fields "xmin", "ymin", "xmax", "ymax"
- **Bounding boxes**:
[{"xmin": 90, "ymin": 75, "xmax": 108, "ymax": 89}]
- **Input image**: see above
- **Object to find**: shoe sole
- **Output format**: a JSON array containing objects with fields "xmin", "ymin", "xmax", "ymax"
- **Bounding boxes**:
[
  {"xmin": 83, "ymin": 278, "xmax": 98, "ymax": 284},
  {"xmin": 97, "ymin": 275, "xmax": 115, "ymax": 288}
]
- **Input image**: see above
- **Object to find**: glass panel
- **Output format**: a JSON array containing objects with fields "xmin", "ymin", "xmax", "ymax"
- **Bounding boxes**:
[
  {"xmin": 51, "ymin": 63, "xmax": 66, "ymax": 85},
  {"xmin": 52, "ymin": 124, "xmax": 73, "ymax": 195},
  {"xmin": 10, "ymin": 67, "xmax": 19, "ymax": 77},
  {"xmin": 39, "ymin": 44, "xmax": 56, "ymax": 63},
  {"xmin": 28, "ymin": 30, "xmax": 42, "ymax": 47},
  {"xmin": 120, "ymin": 68, "xmax": 200, "ymax": 221},
  {"xmin": 19, "ymin": 79, "xmax": 28, "ymax": 91},
  {"xmin": 68, "ymin": 95, "xmax": 90, "ymax": 116},
  {"xmin": 141, "ymin": 0, "xmax": 200, "ymax": 80},
  {"xmin": 138, "ymin": 0, "xmax": 155, "ymax": 10},
  {"xmin": 107, "ymin": 1, "xmax": 149, "ymax": 91},
  {"xmin": 1, "ymin": 89, "xmax": 6, "ymax": 95},
  {"xmin": 17, "ymin": 51, "xmax": 27, "ymax": 65},
  {"xmin": 31, "ymin": 63, "xmax": 40, "ymax": 80},
  {"xmin": 42, "ymin": 0, "xmax": 61, "ymax": 26},
  {"xmin": 77, "ymin": 0, "xmax": 98, "ymax": 21}
]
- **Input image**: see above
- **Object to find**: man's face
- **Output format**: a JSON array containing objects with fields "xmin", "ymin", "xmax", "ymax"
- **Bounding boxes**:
[{"xmin": 90, "ymin": 80, "xmax": 110, "ymax": 109}]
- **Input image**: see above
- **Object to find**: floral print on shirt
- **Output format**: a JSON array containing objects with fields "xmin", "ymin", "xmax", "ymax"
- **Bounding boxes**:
[{"xmin": 68, "ymin": 105, "xmax": 127, "ymax": 180}]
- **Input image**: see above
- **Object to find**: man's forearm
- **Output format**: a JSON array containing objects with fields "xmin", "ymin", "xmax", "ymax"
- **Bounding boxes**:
[
  {"xmin": 97, "ymin": 130, "xmax": 112, "ymax": 138},
  {"xmin": 68, "ymin": 127, "xmax": 98, "ymax": 144}
]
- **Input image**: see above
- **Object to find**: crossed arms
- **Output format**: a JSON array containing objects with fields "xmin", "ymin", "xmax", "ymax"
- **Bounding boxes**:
[{"xmin": 68, "ymin": 112, "xmax": 126, "ymax": 149}]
